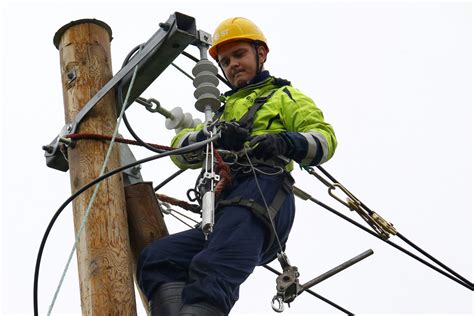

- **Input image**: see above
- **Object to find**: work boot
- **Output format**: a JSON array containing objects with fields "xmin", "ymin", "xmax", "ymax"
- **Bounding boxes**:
[
  {"xmin": 150, "ymin": 282, "xmax": 185, "ymax": 316},
  {"xmin": 179, "ymin": 302, "xmax": 227, "ymax": 316}
]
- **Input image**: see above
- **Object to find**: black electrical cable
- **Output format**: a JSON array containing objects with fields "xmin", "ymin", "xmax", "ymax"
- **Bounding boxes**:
[
  {"xmin": 181, "ymin": 51, "xmax": 232, "ymax": 89},
  {"xmin": 315, "ymin": 165, "xmax": 473, "ymax": 290},
  {"xmin": 154, "ymin": 168, "xmax": 186, "ymax": 192},
  {"xmin": 117, "ymin": 44, "xmax": 168, "ymax": 155},
  {"xmin": 33, "ymin": 136, "xmax": 217, "ymax": 316},
  {"xmin": 396, "ymin": 232, "xmax": 473, "ymax": 289},
  {"xmin": 171, "ymin": 62, "xmax": 195, "ymax": 81},
  {"xmin": 300, "ymin": 190, "xmax": 473, "ymax": 291},
  {"xmin": 123, "ymin": 43, "xmax": 145, "ymax": 66},
  {"xmin": 117, "ymin": 20, "xmax": 177, "ymax": 154},
  {"xmin": 122, "ymin": 112, "xmax": 166, "ymax": 154}
]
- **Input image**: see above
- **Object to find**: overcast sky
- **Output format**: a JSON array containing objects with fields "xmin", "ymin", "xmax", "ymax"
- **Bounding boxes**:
[{"xmin": 1, "ymin": 1, "xmax": 472, "ymax": 315}]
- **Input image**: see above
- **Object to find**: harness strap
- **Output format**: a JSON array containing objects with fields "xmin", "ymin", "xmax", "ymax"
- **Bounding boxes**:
[
  {"xmin": 212, "ymin": 105, "xmax": 225, "ymax": 122},
  {"xmin": 216, "ymin": 175, "xmax": 293, "ymax": 253},
  {"xmin": 212, "ymin": 78, "xmax": 295, "ymax": 252},
  {"xmin": 238, "ymin": 89, "xmax": 278, "ymax": 133},
  {"xmin": 212, "ymin": 77, "xmax": 291, "ymax": 126}
]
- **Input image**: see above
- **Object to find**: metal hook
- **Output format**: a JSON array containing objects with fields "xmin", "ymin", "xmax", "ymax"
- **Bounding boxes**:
[
  {"xmin": 328, "ymin": 183, "xmax": 361, "ymax": 209},
  {"xmin": 271, "ymin": 295, "xmax": 285, "ymax": 313},
  {"xmin": 216, "ymin": 149, "xmax": 239, "ymax": 165},
  {"xmin": 159, "ymin": 202, "xmax": 172, "ymax": 215}
]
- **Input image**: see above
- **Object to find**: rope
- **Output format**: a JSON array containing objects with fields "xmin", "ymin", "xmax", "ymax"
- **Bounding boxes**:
[
  {"xmin": 156, "ymin": 193, "xmax": 201, "ymax": 213},
  {"xmin": 62, "ymin": 138, "xmax": 235, "ymax": 222},
  {"xmin": 47, "ymin": 65, "xmax": 140, "ymax": 315},
  {"xmin": 64, "ymin": 132, "xmax": 173, "ymax": 151},
  {"xmin": 66, "ymin": 133, "xmax": 234, "ymax": 198},
  {"xmin": 65, "ymin": 134, "xmax": 232, "ymax": 201},
  {"xmin": 213, "ymin": 149, "xmax": 232, "ymax": 198}
]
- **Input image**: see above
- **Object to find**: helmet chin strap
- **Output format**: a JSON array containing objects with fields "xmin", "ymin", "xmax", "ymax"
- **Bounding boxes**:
[{"xmin": 253, "ymin": 42, "xmax": 264, "ymax": 77}]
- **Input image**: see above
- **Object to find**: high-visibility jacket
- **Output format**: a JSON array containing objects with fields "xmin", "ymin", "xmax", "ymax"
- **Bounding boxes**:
[{"xmin": 171, "ymin": 72, "xmax": 337, "ymax": 169}]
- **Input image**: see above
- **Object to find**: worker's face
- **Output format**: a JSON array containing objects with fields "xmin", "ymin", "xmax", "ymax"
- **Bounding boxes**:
[{"xmin": 217, "ymin": 41, "xmax": 267, "ymax": 88}]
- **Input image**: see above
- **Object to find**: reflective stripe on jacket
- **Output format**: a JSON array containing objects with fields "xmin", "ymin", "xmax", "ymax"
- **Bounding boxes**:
[{"xmin": 171, "ymin": 75, "xmax": 337, "ymax": 169}]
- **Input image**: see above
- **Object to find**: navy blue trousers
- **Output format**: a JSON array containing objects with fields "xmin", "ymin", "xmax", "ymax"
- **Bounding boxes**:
[{"xmin": 137, "ymin": 173, "xmax": 295, "ymax": 313}]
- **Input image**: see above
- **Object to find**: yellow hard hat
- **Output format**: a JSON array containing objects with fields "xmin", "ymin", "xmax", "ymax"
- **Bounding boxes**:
[{"xmin": 209, "ymin": 17, "xmax": 268, "ymax": 60}]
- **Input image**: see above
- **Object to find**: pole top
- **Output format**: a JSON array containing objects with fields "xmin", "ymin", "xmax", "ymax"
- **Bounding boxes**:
[{"xmin": 53, "ymin": 18, "xmax": 113, "ymax": 49}]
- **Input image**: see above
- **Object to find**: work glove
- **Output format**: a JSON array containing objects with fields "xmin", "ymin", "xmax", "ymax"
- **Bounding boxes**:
[
  {"xmin": 216, "ymin": 122, "xmax": 250, "ymax": 151},
  {"xmin": 249, "ymin": 133, "xmax": 293, "ymax": 160}
]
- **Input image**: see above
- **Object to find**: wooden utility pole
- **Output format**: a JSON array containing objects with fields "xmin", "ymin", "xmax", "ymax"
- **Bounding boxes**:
[
  {"xmin": 125, "ymin": 181, "xmax": 170, "ymax": 313},
  {"xmin": 54, "ymin": 19, "xmax": 137, "ymax": 315}
]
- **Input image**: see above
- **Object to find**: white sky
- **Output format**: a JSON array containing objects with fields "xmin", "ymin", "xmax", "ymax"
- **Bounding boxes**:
[{"xmin": 1, "ymin": 1, "xmax": 472, "ymax": 315}]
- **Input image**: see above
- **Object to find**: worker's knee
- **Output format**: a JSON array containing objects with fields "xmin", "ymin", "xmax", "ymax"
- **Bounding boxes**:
[{"xmin": 137, "ymin": 229, "xmax": 205, "ymax": 300}]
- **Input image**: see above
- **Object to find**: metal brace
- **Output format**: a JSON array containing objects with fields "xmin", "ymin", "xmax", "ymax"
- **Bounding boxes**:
[
  {"xmin": 43, "ymin": 12, "xmax": 208, "ymax": 172},
  {"xmin": 203, "ymin": 171, "xmax": 220, "ymax": 182}
]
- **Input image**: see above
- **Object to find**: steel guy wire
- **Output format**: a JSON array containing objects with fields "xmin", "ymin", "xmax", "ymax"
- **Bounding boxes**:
[{"xmin": 169, "ymin": 212, "xmax": 196, "ymax": 229}]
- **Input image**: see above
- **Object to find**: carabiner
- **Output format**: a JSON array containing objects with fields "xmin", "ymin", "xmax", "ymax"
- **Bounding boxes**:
[
  {"xmin": 216, "ymin": 149, "xmax": 239, "ymax": 165},
  {"xmin": 328, "ymin": 183, "xmax": 361, "ymax": 209},
  {"xmin": 271, "ymin": 295, "xmax": 285, "ymax": 313}
]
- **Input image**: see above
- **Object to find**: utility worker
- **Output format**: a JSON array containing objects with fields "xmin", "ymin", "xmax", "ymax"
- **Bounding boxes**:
[{"xmin": 137, "ymin": 17, "xmax": 337, "ymax": 315}]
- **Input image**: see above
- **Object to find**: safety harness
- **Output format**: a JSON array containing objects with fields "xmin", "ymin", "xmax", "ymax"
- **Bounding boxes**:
[{"xmin": 214, "ymin": 78, "xmax": 294, "ymax": 252}]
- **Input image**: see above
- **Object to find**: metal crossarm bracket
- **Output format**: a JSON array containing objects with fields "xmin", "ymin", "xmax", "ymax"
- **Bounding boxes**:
[
  {"xmin": 118, "ymin": 141, "xmax": 144, "ymax": 186},
  {"xmin": 43, "ymin": 12, "xmax": 209, "ymax": 171}
]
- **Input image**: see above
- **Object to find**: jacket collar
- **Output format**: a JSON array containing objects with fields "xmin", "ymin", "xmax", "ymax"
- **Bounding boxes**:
[{"xmin": 224, "ymin": 71, "xmax": 271, "ymax": 97}]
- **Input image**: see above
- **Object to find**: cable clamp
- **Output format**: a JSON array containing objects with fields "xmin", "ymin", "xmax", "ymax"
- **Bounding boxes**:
[
  {"xmin": 271, "ymin": 253, "xmax": 301, "ymax": 312},
  {"xmin": 328, "ymin": 183, "xmax": 397, "ymax": 239}
]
